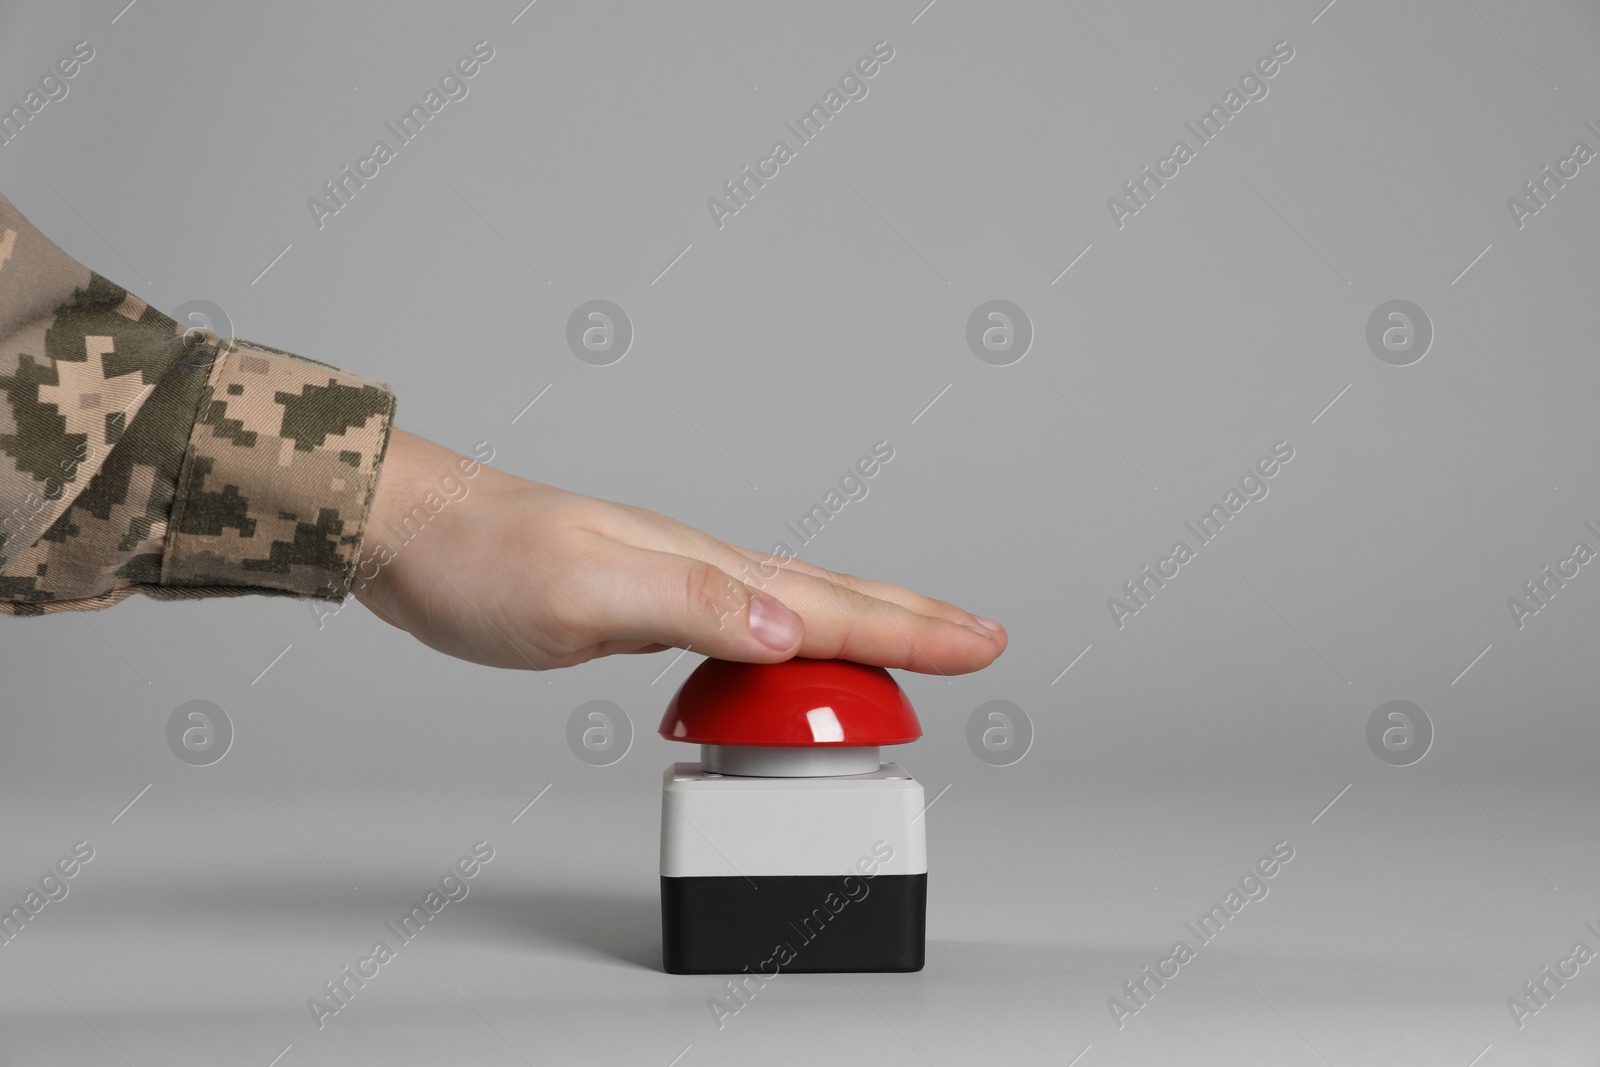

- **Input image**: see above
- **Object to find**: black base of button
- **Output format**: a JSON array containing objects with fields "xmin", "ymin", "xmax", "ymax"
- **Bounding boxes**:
[{"xmin": 661, "ymin": 872, "xmax": 927, "ymax": 974}]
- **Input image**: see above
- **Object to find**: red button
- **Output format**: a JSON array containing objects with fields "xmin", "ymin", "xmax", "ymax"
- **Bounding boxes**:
[{"xmin": 659, "ymin": 657, "xmax": 922, "ymax": 747}]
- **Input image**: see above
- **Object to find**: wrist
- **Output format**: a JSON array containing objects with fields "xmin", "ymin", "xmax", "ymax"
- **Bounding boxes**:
[{"xmin": 352, "ymin": 427, "xmax": 475, "ymax": 606}]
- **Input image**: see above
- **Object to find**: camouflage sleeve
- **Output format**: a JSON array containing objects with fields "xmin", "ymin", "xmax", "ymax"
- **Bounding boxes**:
[{"xmin": 0, "ymin": 191, "xmax": 396, "ymax": 616}]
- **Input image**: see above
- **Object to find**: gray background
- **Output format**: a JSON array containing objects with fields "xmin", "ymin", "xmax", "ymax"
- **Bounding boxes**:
[{"xmin": 2, "ymin": 0, "xmax": 1599, "ymax": 1063}]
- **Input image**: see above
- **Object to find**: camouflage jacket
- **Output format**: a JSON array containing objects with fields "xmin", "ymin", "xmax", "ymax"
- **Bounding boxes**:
[{"xmin": 0, "ymin": 192, "xmax": 396, "ymax": 616}]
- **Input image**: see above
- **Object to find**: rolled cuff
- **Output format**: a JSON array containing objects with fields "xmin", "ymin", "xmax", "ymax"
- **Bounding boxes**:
[{"xmin": 161, "ymin": 334, "xmax": 396, "ymax": 601}]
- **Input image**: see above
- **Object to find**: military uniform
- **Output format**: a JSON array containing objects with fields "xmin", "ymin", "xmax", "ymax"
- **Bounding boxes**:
[{"xmin": 0, "ymin": 192, "xmax": 396, "ymax": 616}]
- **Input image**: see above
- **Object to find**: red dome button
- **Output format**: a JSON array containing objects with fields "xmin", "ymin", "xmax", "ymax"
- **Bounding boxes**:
[{"xmin": 658, "ymin": 657, "xmax": 922, "ymax": 748}]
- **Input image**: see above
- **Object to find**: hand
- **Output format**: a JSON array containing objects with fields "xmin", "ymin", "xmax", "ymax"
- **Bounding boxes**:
[{"xmin": 350, "ymin": 429, "xmax": 1007, "ymax": 673}]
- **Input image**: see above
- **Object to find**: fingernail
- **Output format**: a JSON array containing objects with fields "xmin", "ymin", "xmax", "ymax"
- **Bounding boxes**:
[
  {"xmin": 749, "ymin": 595, "xmax": 802, "ymax": 650},
  {"xmin": 963, "ymin": 624, "xmax": 995, "ymax": 639},
  {"xmin": 972, "ymin": 615, "xmax": 1004, "ymax": 634}
]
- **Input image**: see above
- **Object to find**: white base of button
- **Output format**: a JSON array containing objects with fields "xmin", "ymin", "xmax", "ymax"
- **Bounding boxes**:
[{"xmin": 659, "ymin": 761, "xmax": 927, "ymax": 878}]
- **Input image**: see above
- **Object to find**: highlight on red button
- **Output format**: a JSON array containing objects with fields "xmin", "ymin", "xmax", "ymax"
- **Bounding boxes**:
[{"xmin": 658, "ymin": 657, "xmax": 922, "ymax": 748}]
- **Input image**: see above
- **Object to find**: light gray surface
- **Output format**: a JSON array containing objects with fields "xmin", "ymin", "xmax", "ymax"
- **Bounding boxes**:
[{"xmin": 3, "ymin": 0, "xmax": 1600, "ymax": 1063}]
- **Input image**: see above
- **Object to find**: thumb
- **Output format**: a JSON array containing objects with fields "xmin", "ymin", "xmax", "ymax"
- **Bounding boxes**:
[{"xmin": 624, "ymin": 548, "xmax": 804, "ymax": 662}]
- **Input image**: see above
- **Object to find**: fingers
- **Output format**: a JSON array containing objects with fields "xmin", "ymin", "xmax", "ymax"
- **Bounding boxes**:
[
  {"xmin": 724, "ymin": 561, "xmax": 1004, "ymax": 673},
  {"xmin": 604, "ymin": 503, "xmax": 1002, "ymax": 637},
  {"xmin": 726, "ymin": 544, "xmax": 999, "ymax": 634},
  {"xmin": 571, "ymin": 496, "xmax": 1005, "ymax": 673},
  {"xmin": 589, "ymin": 544, "xmax": 808, "ymax": 664}
]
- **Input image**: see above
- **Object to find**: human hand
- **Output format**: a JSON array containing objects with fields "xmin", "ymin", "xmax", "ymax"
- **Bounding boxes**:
[{"xmin": 350, "ymin": 429, "xmax": 1007, "ymax": 673}]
